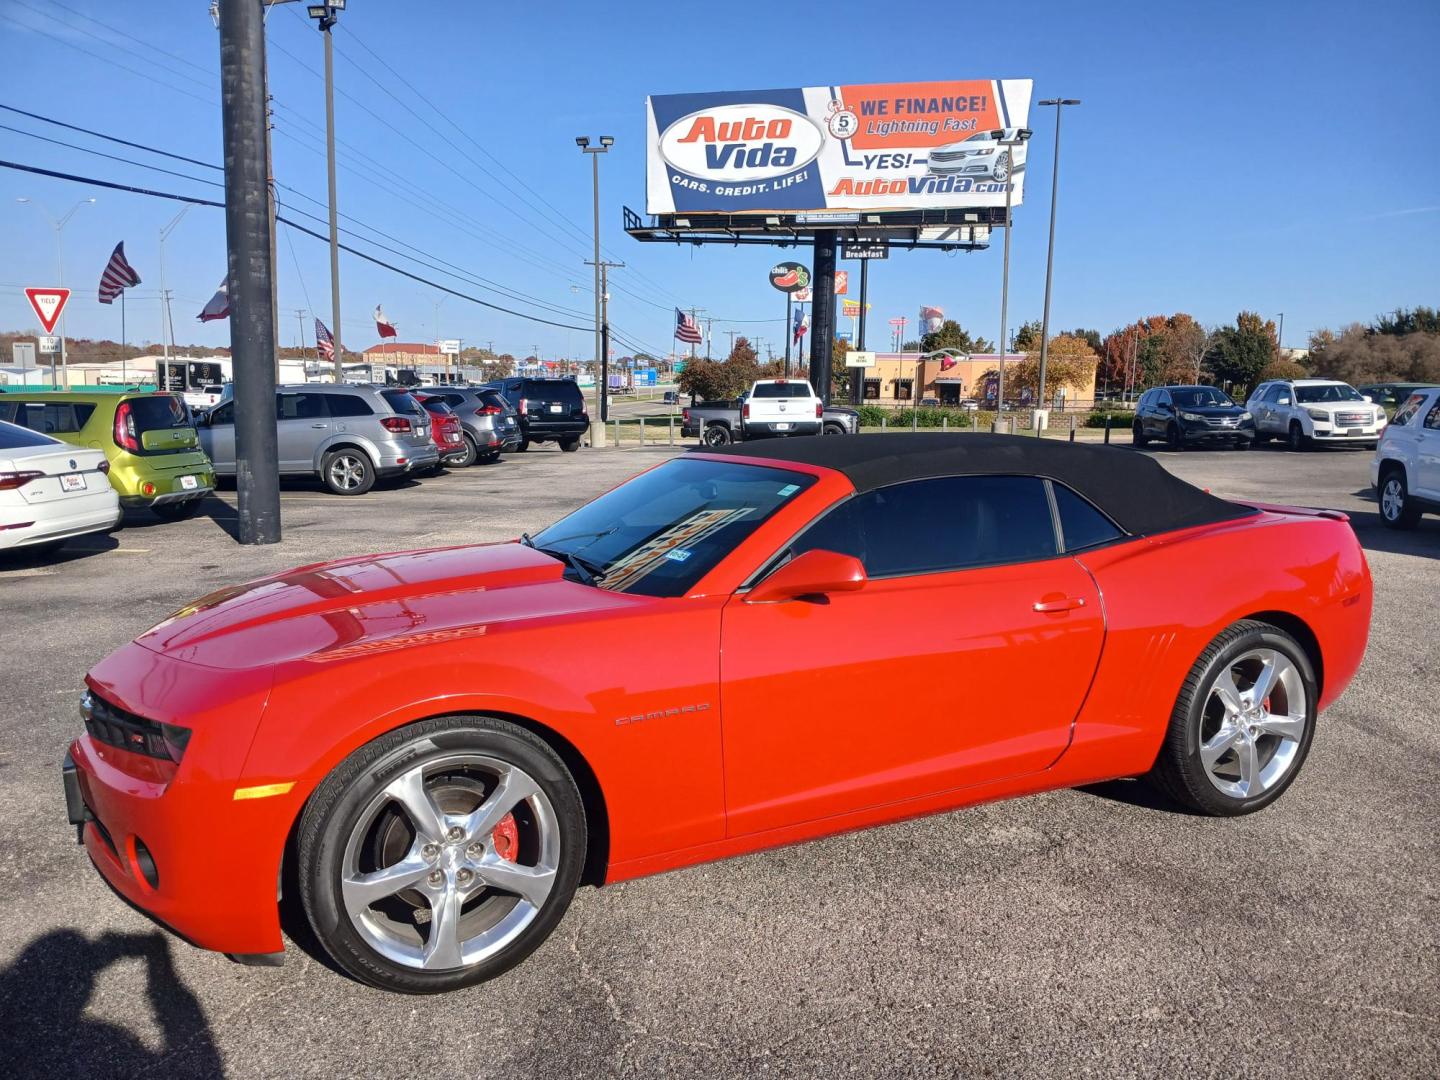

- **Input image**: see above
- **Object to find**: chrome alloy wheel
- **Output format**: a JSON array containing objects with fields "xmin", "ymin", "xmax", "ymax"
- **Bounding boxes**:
[
  {"xmin": 1381, "ymin": 476, "xmax": 1405, "ymax": 522},
  {"xmin": 1198, "ymin": 648, "xmax": 1308, "ymax": 799},
  {"xmin": 328, "ymin": 453, "xmax": 367, "ymax": 491},
  {"xmin": 340, "ymin": 754, "xmax": 559, "ymax": 971}
]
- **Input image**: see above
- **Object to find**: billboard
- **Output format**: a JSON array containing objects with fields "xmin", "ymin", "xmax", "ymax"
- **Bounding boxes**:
[{"xmin": 646, "ymin": 79, "xmax": 1032, "ymax": 216}]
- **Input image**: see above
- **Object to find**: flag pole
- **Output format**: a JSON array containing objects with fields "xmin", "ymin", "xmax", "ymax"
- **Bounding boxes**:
[{"xmin": 121, "ymin": 290, "xmax": 127, "ymax": 386}]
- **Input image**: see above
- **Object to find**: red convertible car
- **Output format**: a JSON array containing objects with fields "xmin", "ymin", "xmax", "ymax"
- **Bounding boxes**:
[{"xmin": 63, "ymin": 435, "xmax": 1371, "ymax": 993}]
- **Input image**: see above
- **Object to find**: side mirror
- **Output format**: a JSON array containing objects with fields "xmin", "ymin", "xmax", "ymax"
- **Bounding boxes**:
[
  {"xmin": 1277, "ymin": 396, "xmax": 1291, "ymax": 406},
  {"xmin": 745, "ymin": 549, "xmax": 866, "ymax": 604},
  {"xmin": 195, "ymin": 411, "xmax": 210, "ymax": 427},
  {"xmin": 1363, "ymin": 394, "xmax": 1374, "ymax": 403}
]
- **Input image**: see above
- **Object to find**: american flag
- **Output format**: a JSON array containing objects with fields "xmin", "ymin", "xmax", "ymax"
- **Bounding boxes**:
[
  {"xmin": 674, "ymin": 308, "xmax": 702, "ymax": 345},
  {"xmin": 315, "ymin": 318, "xmax": 335, "ymax": 361},
  {"xmin": 97, "ymin": 241, "xmax": 141, "ymax": 304}
]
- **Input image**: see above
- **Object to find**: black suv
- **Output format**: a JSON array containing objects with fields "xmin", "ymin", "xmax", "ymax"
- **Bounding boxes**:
[
  {"xmin": 486, "ymin": 377, "xmax": 588, "ymax": 452},
  {"xmin": 1133, "ymin": 385, "xmax": 1255, "ymax": 450}
]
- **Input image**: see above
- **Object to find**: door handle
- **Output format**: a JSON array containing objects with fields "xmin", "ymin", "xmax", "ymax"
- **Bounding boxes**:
[
  {"xmin": 310, "ymin": 423, "xmax": 328, "ymax": 428},
  {"xmin": 1034, "ymin": 596, "xmax": 1086, "ymax": 613}
]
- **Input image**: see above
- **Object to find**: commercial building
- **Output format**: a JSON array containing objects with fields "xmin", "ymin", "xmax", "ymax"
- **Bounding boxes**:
[{"xmin": 855, "ymin": 352, "xmax": 1097, "ymax": 407}]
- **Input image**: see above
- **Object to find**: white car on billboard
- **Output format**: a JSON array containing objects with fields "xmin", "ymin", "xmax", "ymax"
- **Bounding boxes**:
[{"xmin": 926, "ymin": 128, "xmax": 1027, "ymax": 183}]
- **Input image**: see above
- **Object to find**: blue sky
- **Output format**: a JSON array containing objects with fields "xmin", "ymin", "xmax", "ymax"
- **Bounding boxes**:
[{"xmin": 1, "ymin": 0, "xmax": 1436, "ymax": 360}]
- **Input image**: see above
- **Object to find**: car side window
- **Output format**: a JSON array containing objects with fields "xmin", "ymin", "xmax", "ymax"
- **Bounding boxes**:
[
  {"xmin": 209, "ymin": 401, "xmax": 235, "ymax": 425},
  {"xmin": 0, "ymin": 401, "xmax": 93, "ymax": 433},
  {"xmin": 1390, "ymin": 395, "xmax": 1423, "ymax": 427},
  {"xmin": 790, "ymin": 475, "xmax": 1058, "ymax": 578},
  {"xmin": 326, "ymin": 393, "xmax": 374, "ymax": 418},
  {"xmin": 1051, "ymin": 483, "xmax": 1123, "ymax": 552},
  {"xmin": 277, "ymin": 393, "xmax": 328, "ymax": 420}
]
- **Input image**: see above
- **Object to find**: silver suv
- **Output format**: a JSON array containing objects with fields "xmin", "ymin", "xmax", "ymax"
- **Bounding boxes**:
[
  {"xmin": 421, "ymin": 386, "xmax": 523, "ymax": 462},
  {"xmin": 198, "ymin": 384, "xmax": 440, "ymax": 495}
]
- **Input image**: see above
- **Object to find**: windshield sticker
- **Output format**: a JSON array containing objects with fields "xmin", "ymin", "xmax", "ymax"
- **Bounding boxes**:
[
  {"xmin": 665, "ymin": 548, "xmax": 693, "ymax": 563},
  {"xmin": 778, "ymin": 484, "xmax": 800, "ymax": 496}
]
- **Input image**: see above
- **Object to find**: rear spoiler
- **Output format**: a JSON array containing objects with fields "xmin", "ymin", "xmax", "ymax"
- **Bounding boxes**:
[{"xmin": 1235, "ymin": 499, "xmax": 1350, "ymax": 523}]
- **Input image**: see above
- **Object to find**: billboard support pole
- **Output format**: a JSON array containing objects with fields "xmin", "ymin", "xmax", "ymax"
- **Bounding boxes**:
[
  {"xmin": 854, "ymin": 259, "xmax": 868, "ymax": 406},
  {"xmin": 810, "ymin": 231, "xmax": 837, "ymax": 405},
  {"xmin": 784, "ymin": 293, "xmax": 792, "ymax": 376}
]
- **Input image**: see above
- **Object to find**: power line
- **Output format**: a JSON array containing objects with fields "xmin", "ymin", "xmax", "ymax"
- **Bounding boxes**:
[
  {"xmin": 0, "ymin": 104, "xmax": 222, "ymax": 172},
  {"xmin": 0, "ymin": 158, "xmax": 596, "ymax": 333}
]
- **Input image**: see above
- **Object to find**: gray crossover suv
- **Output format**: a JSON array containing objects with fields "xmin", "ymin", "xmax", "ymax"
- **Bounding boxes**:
[
  {"xmin": 198, "ymin": 384, "xmax": 440, "ymax": 495},
  {"xmin": 422, "ymin": 386, "xmax": 522, "ymax": 462}
]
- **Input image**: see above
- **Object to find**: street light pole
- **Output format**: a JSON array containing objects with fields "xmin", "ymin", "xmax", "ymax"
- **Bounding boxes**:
[
  {"xmin": 308, "ymin": 1, "xmax": 346, "ymax": 383},
  {"xmin": 18, "ymin": 196, "xmax": 94, "ymax": 388},
  {"xmin": 1036, "ymin": 98, "xmax": 1080, "ymax": 415},
  {"xmin": 577, "ymin": 135, "xmax": 614, "ymax": 429},
  {"xmin": 159, "ymin": 204, "xmax": 192, "ymax": 365},
  {"xmin": 990, "ymin": 127, "xmax": 1031, "ymax": 431}
]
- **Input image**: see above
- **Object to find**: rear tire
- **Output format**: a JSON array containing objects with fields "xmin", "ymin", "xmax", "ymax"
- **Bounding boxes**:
[
  {"xmin": 515, "ymin": 439, "xmax": 530, "ymax": 452},
  {"xmin": 559, "ymin": 438, "xmax": 580, "ymax": 453},
  {"xmin": 702, "ymin": 424, "xmax": 734, "ymax": 447},
  {"xmin": 1379, "ymin": 466, "xmax": 1422, "ymax": 529},
  {"xmin": 322, "ymin": 449, "xmax": 376, "ymax": 496},
  {"xmin": 822, "ymin": 422, "xmax": 845, "ymax": 436},
  {"xmin": 297, "ymin": 715, "xmax": 587, "ymax": 995},
  {"xmin": 1147, "ymin": 621, "xmax": 1317, "ymax": 817},
  {"xmin": 453, "ymin": 436, "xmax": 480, "ymax": 468}
]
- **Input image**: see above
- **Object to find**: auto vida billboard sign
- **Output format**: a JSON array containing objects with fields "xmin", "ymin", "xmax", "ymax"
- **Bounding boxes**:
[{"xmin": 646, "ymin": 79, "xmax": 1032, "ymax": 216}]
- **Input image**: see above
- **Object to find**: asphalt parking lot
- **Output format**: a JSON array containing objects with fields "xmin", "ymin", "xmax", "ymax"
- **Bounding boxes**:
[{"xmin": 2, "ymin": 439, "xmax": 1436, "ymax": 1079}]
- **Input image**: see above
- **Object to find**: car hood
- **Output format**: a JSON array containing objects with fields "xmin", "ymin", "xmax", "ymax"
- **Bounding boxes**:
[
  {"xmin": 133, "ymin": 542, "xmax": 630, "ymax": 669},
  {"xmin": 1296, "ymin": 399, "xmax": 1367, "ymax": 411},
  {"xmin": 1176, "ymin": 404, "xmax": 1246, "ymax": 416}
]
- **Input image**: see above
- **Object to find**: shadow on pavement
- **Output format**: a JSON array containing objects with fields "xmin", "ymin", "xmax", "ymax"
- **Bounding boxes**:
[
  {"xmin": 1074, "ymin": 777, "xmax": 1202, "ymax": 814},
  {"xmin": 1344, "ymin": 509, "xmax": 1440, "ymax": 558},
  {"xmin": 0, "ymin": 929, "xmax": 223, "ymax": 1079},
  {"xmin": 0, "ymin": 534, "xmax": 120, "ymax": 570}
]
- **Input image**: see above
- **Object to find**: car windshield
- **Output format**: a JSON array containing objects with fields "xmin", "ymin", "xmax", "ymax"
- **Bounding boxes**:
[
  {"xmin": 1171, "ymin": 388, "xmax": 1235, "ymax": 408},
  {"xmin": 528, "ymin": 458, "xmax": 816, "ymax": 598},
  {"xmin": 1295, "ymin": 383, "xmax": 1363, "ymax": 403}
]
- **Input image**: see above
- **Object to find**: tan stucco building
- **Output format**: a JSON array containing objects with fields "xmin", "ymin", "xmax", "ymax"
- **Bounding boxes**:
[{"xmin": 854, "ymin": 352, "xmax": 1097, "ymax": 406}]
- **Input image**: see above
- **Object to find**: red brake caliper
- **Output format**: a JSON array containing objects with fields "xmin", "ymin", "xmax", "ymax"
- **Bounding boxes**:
[{"xmin": 492, "ymin": 813, "xmax": 519, "ymax": 863}]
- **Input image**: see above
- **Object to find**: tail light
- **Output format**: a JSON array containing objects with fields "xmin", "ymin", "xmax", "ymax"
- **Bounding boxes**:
[
  {"xmin": 815, "ymin": 402, "xmax": 823, "ymax": 418},
  {"xmin": 380, "ymin": 416, "xmax": 413, "ymax": 433},
  {"xmin": 476, "ymin": 405, "xmax": 503, "ymax": 416},
  {"xmin": 113, "ymin": 401, "xmax": 140, "ymax": 452},
  {"xmin": 0, "ymin": 470, "xmax": 44, "ymax": 490},
  {"xmin": 742, "ymin": 403, "xmax": 750, "ymax": 420}
]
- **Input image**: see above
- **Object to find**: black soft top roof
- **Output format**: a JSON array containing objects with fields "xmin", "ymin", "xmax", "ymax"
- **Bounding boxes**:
[{"xmin": 698, "ymin": 433, "xmax": 1255, "ymax": 537}]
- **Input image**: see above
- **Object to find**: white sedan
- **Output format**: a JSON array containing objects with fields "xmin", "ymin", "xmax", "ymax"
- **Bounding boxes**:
[{"xmin": 0, "ymin": 420, "xmax": 121, "ymax": 554}]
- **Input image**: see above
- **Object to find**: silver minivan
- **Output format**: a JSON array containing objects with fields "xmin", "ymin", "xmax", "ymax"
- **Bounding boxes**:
[{"xmin": 198, "ymin": 384, "xmax": 440, "ymax": 495}]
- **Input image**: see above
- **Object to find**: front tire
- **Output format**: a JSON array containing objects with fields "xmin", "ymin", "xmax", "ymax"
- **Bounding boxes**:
[
  {"xmin": 322, "ymin": 449, "xmax": 375, "ymax": 495},
  {"xmin": 1165, "ymin": 423, "xmax": 1183, "ymax": 451},
  {"xmin": 1148, "ymin": 621, "xmax": 1317, "ymax": 816},
  {"xmin": 1131, "ymin": 421, "xmax": 1147, "ymax": 447},
  {"xmin": 1379, "ymin": 466, "xmax": 1422, "ymax": 529},
  {"xmin": 297, "ymin": 716, "xmax": 586, "ymax": 994},
  {"xmin": 515, "ymin": 439, "xmax": 530, "ymax": 452},
  {"xmin": 1287, "ymin": 422, "xmax": 1309, "ymax": 452}
]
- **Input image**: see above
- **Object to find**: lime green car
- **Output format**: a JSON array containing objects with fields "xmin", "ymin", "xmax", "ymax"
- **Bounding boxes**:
[{"xmin": 0, "ymin": 391, "xmax": 215, "ymax": 518}]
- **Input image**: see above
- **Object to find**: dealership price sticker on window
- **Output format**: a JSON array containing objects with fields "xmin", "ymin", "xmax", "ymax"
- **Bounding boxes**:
[{"xmin": 646, "ymin": 79, "xmax": 1032, "ymax": 215}]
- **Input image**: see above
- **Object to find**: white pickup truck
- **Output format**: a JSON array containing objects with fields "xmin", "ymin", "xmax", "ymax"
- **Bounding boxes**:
[{"xmin": 741, "ymin": 378, "xmax": 823, "ymax": 439}]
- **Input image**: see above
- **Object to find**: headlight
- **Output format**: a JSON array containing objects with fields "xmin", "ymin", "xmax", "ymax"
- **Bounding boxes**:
[
  {"xmin": 974, "ymin": 147, "xmax": 996, "ymax": 156},
  {"xmin": 1375, "ymin": 411, "xmax": 1387, "ymax": 424},
  {"xmin": 1239, "ymin": 412, "xmax": 1252, "ymax": 420},
  {"xmin": 1179, "ymin": 411, "xmax": 1204, "ymax": 421},
  {"xmin": 1306, "ymin": 408, "xmax": 1330, "ymax": 421}
]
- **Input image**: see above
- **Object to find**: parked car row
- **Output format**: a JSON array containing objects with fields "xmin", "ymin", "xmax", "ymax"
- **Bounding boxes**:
[{"xmin": 0, "ymin": 377, "xmax": 589, "ymax": 555}]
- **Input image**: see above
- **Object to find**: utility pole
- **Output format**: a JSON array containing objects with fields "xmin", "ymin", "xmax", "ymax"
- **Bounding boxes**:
[
  {"xmin": 993, "ymin": 126, "xmax": 1032, "ymax": 429},
  {"xmin": 686, "ymin": 307, "xmax": 706, "ymax": 363},
  {"xmin": 1036, "ymin": 98, "xmax": 1080, "ymax": 414},
  {"xmin": 309, "ymin": 2, "xmax": 346, "ymax": 383},
  {"xmin": 726, "ymin": 329, "xmax": 736, "ymax": 358},
  {"xmin": 1276, "ymin": 312, "xmax": 1285, "ymax": 353},
  {"xmin": 295, "ymin": 308, "xmax": 308, "ymax": 355},
  {"xmin": 577, "ymin": 136, "xmax": 613, "ymax": 437},
  {"xmin": 585, "ymin": 258, "xmax": 624, "ymax": 416},
  {"xmin": 218, "ymin": 0, "xmax": 281, "ymax": 544}
]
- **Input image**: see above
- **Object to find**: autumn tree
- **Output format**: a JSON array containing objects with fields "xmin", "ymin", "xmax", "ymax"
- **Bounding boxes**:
[
  {"xmin": 726, "ymin": 336, "xmax": 758, "ymax": 365},
  {"xmin": 980, "ymin": 333, "xmax": 1098, "ymax": 403},
  {"xmin": 1307, "ymin": 323, "xmax": 1440, "ymax": 384},
  {"xmin": 678, "ymin": 359, "xmax": 734, "ymax": 403}
]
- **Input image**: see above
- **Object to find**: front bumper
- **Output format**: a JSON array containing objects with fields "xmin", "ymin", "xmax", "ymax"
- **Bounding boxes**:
[
  {"xmin": 1180, "ymin": 422, "xmax": 1254, "ymax": 443},
  {"xmin": 1309, "ymin": 421, "xmax": 1384, "ymax": 441}
]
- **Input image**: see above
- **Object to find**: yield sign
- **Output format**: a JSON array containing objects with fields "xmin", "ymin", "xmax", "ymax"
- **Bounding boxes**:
[{"xmin": 25, "ymin": 287, "xmax": 71, "ymax": 334}]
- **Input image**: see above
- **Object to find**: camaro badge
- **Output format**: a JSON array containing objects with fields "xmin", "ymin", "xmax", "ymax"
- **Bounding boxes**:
[{"xmin": 615, "ymin": 702, "xmax": 711, "ymax": 726}]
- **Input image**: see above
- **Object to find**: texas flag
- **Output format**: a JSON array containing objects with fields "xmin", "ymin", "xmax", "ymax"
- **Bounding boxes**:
[
  {"xmin": 197, "ymin": 280, "xmax": 229, "ymax": 322},
  {"xmin": 792, "ymin": 306, "xmax": 809, "ymax": 346},
  {"xmin": 374, "ymin": 305, "xmax": 397, "ymax": 338}
]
